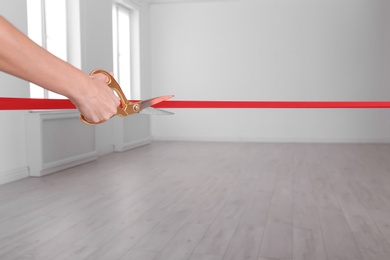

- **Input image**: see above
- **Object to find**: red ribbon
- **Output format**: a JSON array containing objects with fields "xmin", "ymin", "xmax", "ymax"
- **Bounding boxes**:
[
  {"xmin": 1, "ymin": 97, "xmax": 390, "ymax": 110},
  {"xmin": 0, "ymin": 97, "xmax": 76, "ymax": 110},
  {"xmin": 153, "ymin": 100, "xmax": 390, "ymax": 109}
]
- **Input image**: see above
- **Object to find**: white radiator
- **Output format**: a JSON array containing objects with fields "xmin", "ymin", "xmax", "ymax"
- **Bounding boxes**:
[{"xmin": 26, "ymin": 111, "xmax": 98, "ymax": 177}]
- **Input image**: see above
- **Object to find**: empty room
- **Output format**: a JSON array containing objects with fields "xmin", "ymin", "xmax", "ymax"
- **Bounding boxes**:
[{"xmin": 1, "ymin": 0, "xmax": 390, "ymax": 259}]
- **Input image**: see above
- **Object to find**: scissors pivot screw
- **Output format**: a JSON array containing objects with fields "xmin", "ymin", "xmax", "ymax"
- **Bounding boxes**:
[{"xmin": 132, "ymin": 103, "xmax": 141, "ymax": 113}]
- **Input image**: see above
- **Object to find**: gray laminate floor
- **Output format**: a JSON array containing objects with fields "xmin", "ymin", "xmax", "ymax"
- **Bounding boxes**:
[{"xmin": 1, "ymin": 141, "xmax": 390, "ymax": 260}]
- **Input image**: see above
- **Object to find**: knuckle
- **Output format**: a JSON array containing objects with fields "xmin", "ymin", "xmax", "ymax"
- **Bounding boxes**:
[
  {"xmin": 88, "ymin": 116, "xmax": 99, "ymax": 124},
  {"xmin": 104, "ymin": 112, "xmax": 113, "ymax": 121}
]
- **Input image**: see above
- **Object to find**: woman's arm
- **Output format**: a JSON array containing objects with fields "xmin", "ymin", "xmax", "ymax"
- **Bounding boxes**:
[{"xmin": 0, "ymin": 16, "xmax": 119, "ymax": 123}]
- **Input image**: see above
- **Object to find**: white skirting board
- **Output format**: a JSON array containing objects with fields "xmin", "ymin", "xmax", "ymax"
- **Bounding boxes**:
[
  {"xmin": 25, "ymin": 111, "xmax": 98, "ymax": 177},
  {"xmin": 114, "ymin": 137, "xmax": 152, "ymax": 152},
  {"xmin": 0, "ymin": 167, "xmax": 29, "ymax": 185}
]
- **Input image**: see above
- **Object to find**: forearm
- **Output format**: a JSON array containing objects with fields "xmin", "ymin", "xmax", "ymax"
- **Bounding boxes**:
[
  {"xmin": 0, "ymin": 16, "xmax": 119, "ymax": 123},
  {"xmin": 0, "ymin": 16, "xmax": 88, "ymax": 100}
]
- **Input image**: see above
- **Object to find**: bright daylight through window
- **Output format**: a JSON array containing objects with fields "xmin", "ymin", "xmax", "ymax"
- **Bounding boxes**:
[
  {"xmin": 113, "ymin": 2, "xmax": 140, "ymax": 100},
  {"xmin": 27, "ymin": 0, "xmax": 79, "ymax": 99},
  {"xmin": 27, "ymin": 0, "xmax": 139, "ymax": 100}
]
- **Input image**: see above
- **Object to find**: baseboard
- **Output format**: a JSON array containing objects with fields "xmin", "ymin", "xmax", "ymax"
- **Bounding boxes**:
[
  {"xmin": 0, "ymin": 167, "xmax": 29, "ymax": 185},
  {"xmin": 149, "ymin": 0, "xmax": 244, "ymax": 5},
  {"xmin": 98, "ymin": 145, "xmax": 115, "ymax": 157},
  {"xmin": 152, "ymin": 135, "xmax": 390, "ymax": 144},
  {"xmin": 37, "ymin": 152, "xmax": 98, "ymax": 177},
  {"xmin": 115, "ymin": 137, "xmax": 152, "ymax": 152}
]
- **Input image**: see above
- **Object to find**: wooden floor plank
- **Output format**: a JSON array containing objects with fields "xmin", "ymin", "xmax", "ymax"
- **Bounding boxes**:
[
  {"xmin": 118, "ymin": 250, "xmax": 159, "ymax": 260},
  {"xmin": 1, "ymin": 142, "xmax": 390, "ymax": 260},
  {"xmin": 154, "ymin": 223, "xmax": 210, "ymax": 260},
  {"xmin": 258, "ymin": 151, "xmax": 294, "ymax": 260}
]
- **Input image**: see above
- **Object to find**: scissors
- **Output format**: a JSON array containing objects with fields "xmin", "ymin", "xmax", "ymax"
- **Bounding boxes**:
[{"xmin": 80, "ymin": 69, "xmax": 174, "ymax": 125}]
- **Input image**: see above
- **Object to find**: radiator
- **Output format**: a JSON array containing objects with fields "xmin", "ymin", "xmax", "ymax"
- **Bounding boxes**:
[{"xmin": 26, "ymin": 111, "xmax": 98, "ymax": 177}]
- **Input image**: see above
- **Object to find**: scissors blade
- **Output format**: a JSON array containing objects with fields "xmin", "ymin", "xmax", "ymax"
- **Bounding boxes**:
[
  {"xmin": 140, "ymin": 95, "xmax": 174, "ymax": 109},
  {"xmin": 139, "ymin": 107, "xmax": 174, "ymax": 115}
]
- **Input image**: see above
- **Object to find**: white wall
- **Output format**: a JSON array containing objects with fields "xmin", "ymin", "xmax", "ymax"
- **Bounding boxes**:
[
  {"xmin": 385, "ymin": 0, "xmax": 390, "ymax": 93},
  {"xmin": 0, "ymin": 0, "xmax": 30, "ymax": 184},
  {"xmin": 150, "ymin": 0, "xmax": 390, "ymax": 142},
  {"xmin": 0, "ymin": 0, "xmax": 152, "ymax": 184}
]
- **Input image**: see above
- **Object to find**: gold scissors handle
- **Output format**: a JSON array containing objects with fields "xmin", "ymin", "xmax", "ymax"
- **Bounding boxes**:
[{"xmin": 80, "ymin": 69, "xmax": 141, "ymax": 125}]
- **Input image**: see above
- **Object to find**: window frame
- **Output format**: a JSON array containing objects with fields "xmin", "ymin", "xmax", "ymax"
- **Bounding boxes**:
[{"xmin": 112, "ymin": 1, "xmax": 141, "ymax": 100}]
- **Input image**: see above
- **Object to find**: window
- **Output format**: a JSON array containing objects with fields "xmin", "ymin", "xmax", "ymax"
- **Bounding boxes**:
[
  {"xmin": 27, "ymin": 0, "xmax": 81, "ymax": 99},
  {"xmin": 112, "ymin": 2, "xmax": 140, "ymax": 100}
]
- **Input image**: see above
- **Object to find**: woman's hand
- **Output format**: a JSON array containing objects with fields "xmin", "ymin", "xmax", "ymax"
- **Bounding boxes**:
[{"xmin": 70, "ymin": 73, "xmax": 120, "ymax": 124}]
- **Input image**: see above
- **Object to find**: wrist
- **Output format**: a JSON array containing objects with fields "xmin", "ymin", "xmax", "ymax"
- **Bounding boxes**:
[{"xmin": 63, "ymin": 70, "xmax": 92, "ymax": 105}]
